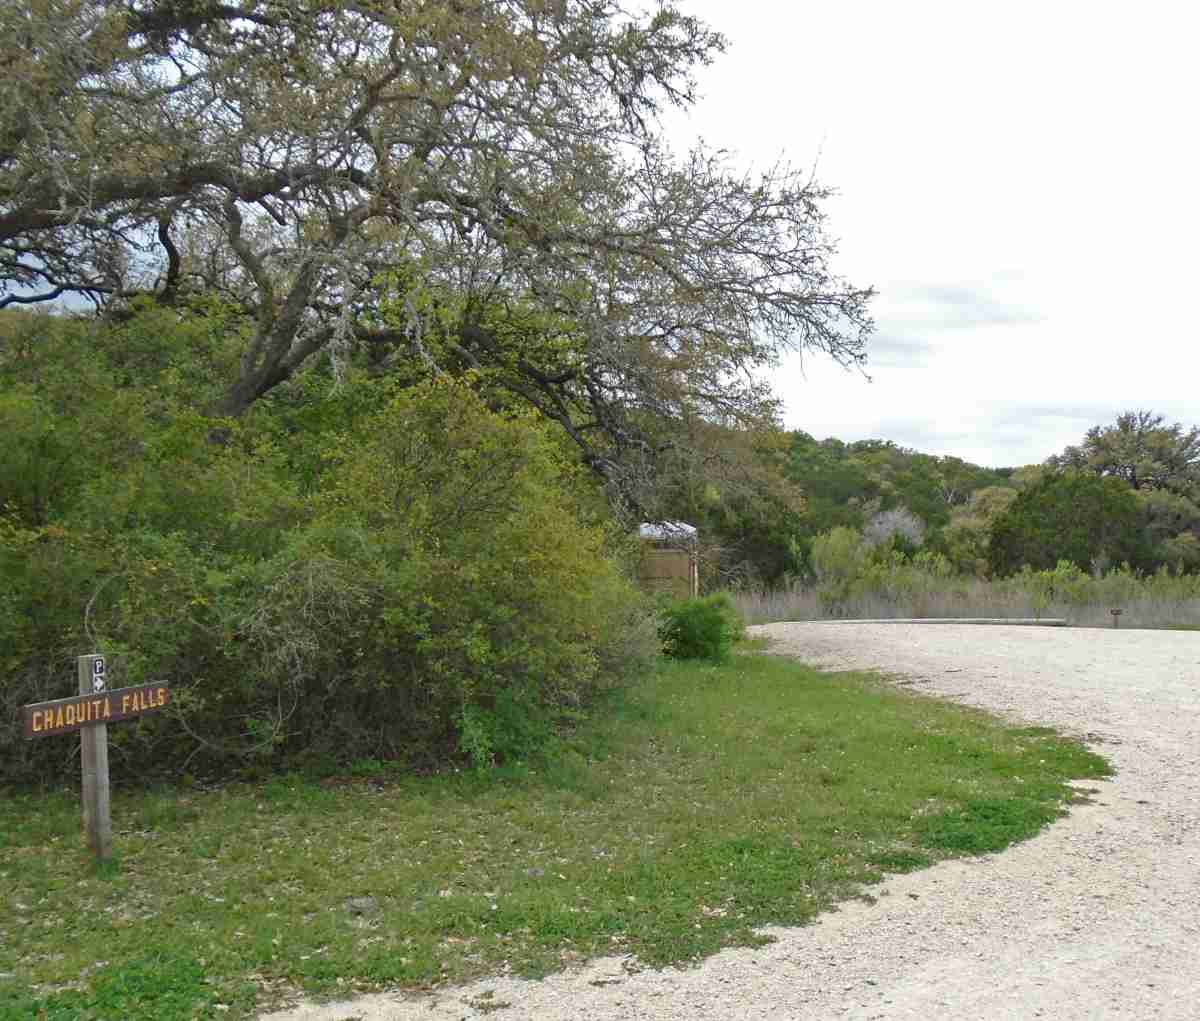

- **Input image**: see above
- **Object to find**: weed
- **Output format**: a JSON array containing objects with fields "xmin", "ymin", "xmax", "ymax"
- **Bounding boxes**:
[
  {"xmin": 0, "ymin": 654, "xmax": 1109, "ymax": 1019},
  {"xmin": 735, "ymin": 572, "xmax": 1200, "ymax": 629}
]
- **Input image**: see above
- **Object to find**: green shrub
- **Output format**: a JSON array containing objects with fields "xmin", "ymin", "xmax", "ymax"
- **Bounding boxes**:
[
  {"xmin": 988, "ymin": 470, "xmax": 1149, "ymax": 576},
  {"xmin": 810, "ymin": 526, "xmax": 870, "ymax": 613},
  {"xmin": 254, "ymin": 379, "xmax": 658, "ymax": 767},
  {"xmin": 0, "ymin": 355, "xmax": 658, "ymax": 782},
  {"xmin": 659, "ymin": 593, "xmax": 744, "ymax": 663}
]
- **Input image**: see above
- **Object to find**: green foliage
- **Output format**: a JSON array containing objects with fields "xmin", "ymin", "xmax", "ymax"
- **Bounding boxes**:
[
  {"xmin": 936, "ymin": 485, "xmax": 1020, "ymax": 577},
  {"xmin": 915, "ymin": 797, "xmax": 1062, "ymax": 854},
  {"xmin": 1040, "ymin": 410, "xmax": 1200, "ymax": 574},
  {"xmin": 770, "ymin": 412, "xmax": 1200, "ymax": 587},
  {"xmin": 39, "ymin": 952, "xmax": 225, "ymax": 1021},
  {"xmin": 809, "ymin": 526, "xmax": 871, "ymax": 612},
  {"xmin": 659, "ymin": 593, "xmax": 745, "ymax": 663},
  {"xmin": 268, "ymin": 379, "xmax": 656, "ymax": 765},
  {"xmin": 653, "ymin": 420, "xmax": 807, "ymax": 589},
  {"xmin": 1048, "ymin": 409, "xmax": 1200, "ymax": 496},
  {"xmin": 458, "ymin": 689, "xmax": 561, "ymax": 775},
  {"xmin": 0, "ymin": 654, "xmax": 1108, "ymax": 1019},
  {"xmin": 0, "ymin": 317, "xmax": 657, "ymax": 783},
  {"xmin": 1137, "ymin": 487, "xmax": 1200, "ymax": 572},
  {"xmin": 1012, "ymin": 560, "xmax": 1187, "ymax": 612},
  {"xmin": 784, "ymin": 432, "xmax": 1015, "ymax": 581},
  {"xmin": 808, "ymin": 528, "xmax": 956, "ymax": 617},
  {"xmin": 988, "ymin": 470, "xmax": 1148, "ymax": 576},
  {"xmin": 735, "ymin": 551, "xmax": 1200, "ymax": 628}
]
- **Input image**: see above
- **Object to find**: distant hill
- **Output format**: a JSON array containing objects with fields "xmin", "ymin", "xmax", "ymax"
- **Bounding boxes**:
[{"xmin": 786, "ymin": 431, "xmax": 1017, "ymax": 534}]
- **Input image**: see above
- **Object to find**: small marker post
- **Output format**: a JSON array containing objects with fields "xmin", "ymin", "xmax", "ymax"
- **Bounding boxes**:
[
  {"xmin": 21, "ymin": 661, "xmax": 169, "ymax": 862},
  {"xmin": 78, "ymin": 654, "xmax": 112, "ymax": 862}
]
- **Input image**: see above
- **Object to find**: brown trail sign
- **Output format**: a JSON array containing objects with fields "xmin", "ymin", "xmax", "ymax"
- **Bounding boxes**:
[
  {"xmin": 19, "ymin": 655, "xmax": 170, "ymax": 862},
  {"xmin": 22, "ymin": 684, "xmax": 169, "ymax": 739}
]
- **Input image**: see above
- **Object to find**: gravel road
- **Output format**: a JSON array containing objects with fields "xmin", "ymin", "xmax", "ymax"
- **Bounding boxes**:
[{"xmin": 265, "ymin": 622, "xmax": 1200, "ymax": 1020}]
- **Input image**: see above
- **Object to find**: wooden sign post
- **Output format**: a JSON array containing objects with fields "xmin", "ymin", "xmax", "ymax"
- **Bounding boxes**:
[
  {"xmin": 21, "ymin": 655, "xmax": 170, "ymax": 863},
  {"xmin": 79, "ymin": 654, "xmax": 111, "ymax": 860}
]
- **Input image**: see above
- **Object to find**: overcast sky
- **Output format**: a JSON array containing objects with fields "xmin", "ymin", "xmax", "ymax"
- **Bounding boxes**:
[{"xmin": 665, "ymin": 0, "xmax": 1199, "ymax": 467}]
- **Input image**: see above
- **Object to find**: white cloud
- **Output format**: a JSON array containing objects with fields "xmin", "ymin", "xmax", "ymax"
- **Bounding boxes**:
[{"xmin": 667, "ymin": 0, "xmax": 1200, "ymax": 465}]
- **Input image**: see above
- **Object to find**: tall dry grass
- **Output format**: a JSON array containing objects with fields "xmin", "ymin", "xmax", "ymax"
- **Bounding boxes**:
[{"xmin": 733, "ymin": 562, "xmax": 1200, "ymax": 630}]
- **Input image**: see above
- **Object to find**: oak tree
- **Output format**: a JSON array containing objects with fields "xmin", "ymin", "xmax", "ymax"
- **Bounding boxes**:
[
  {"xmin": 987, "ymin": 471, "xmax": 1147, "ymax": 576},
  {"xmin": 1, "ymin": 0, "xmax": 873, "ymax": 501},
  {"xmin": 1047, "ymin": 410, "xmax": 1200, "ymax": 497}
]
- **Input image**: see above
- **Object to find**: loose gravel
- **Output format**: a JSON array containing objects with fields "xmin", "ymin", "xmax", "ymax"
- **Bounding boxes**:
[{"xmin": 264, "ymin": 623, "xmax": 1200, "ymax": 1020}]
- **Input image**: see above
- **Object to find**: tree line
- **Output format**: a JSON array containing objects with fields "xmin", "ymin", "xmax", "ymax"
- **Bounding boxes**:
[{"xmin": 680, "ymin": 410, "xmax": 1200, "ymax": 588}]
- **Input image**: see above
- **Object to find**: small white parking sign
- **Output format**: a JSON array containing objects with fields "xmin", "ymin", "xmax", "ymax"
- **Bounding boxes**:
[{"xmin": 91, "ymin": 657, "xmax": 106, "ymax": 693}]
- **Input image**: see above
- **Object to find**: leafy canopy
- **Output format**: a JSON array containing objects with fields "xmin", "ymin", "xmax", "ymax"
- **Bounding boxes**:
[
  {"xmin": 0, "ymin": 314, "xmax": 657, "ymax": 783},
  {"xmin": 1, "ymin": 0, "xmax": 874, "ymax": 503},
  {"xmin": 1047, "ymin": 410, "xmax": 1200, "ymax": 497},
  {"xmin": 987, "ymin": 470, "xmax": 1148, "ymax": 576}
]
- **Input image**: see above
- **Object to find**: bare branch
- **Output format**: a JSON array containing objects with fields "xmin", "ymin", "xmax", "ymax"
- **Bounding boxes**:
[{"xmin": 0, "ymin": 0, "xmax": 873, "ymax": 500}]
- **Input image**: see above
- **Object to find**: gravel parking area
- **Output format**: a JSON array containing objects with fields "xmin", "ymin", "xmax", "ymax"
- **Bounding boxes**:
[{"xmin": 266, "ymin": 623, "xmax": 1200, "ymax": 1020}]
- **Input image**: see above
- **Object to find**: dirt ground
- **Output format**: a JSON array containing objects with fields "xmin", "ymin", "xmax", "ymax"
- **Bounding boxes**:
[{"xmin": 264, "ymin": 622, "xmax": 1200, "ymax": 1020}]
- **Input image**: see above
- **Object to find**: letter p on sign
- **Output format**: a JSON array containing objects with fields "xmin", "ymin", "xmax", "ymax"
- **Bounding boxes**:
[{"xmin": 91, "ymin": 656, "xmax": 106, "ymax": 693}]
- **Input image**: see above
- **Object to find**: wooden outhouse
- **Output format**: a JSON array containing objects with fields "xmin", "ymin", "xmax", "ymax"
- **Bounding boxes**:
[{"xmin": 637, "ymin": 521, "xmax": 698, "ymax": 599}]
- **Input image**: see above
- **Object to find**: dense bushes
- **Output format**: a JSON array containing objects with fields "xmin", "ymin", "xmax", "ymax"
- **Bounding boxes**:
[
  {"xmin": 659, "ymin": 593, "xmax": 745, "ymax": 663},
  {"xmin": 240, "ymin": 382, "xmax": 658, "ymax": 770},
  {"xmin": 987, "ymin": 471, "xmax": 1149, "ymax": 576},
  {"xmin": 0, "ymin": 315, "xmax": 658, "ymax": 784},
  {"xmin": 736, "ymin": 529, "xmax": 1200, "ymax": 628}
]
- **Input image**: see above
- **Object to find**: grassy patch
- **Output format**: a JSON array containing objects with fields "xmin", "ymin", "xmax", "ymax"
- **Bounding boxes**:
[{"xmin": 0, "ymin": 654, "xmax": 1110, "ymax": 1019}]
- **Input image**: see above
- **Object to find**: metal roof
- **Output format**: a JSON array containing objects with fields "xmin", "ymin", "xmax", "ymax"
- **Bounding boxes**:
[{"xmin": 638, "ymin": 520, "xmax": 697, "ymax": 540}]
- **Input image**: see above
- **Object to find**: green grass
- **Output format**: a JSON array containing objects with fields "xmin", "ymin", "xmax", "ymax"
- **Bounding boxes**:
[{"xmin": 0, "ymin": 654, "xmax": 1111, "ymax": 1020}]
